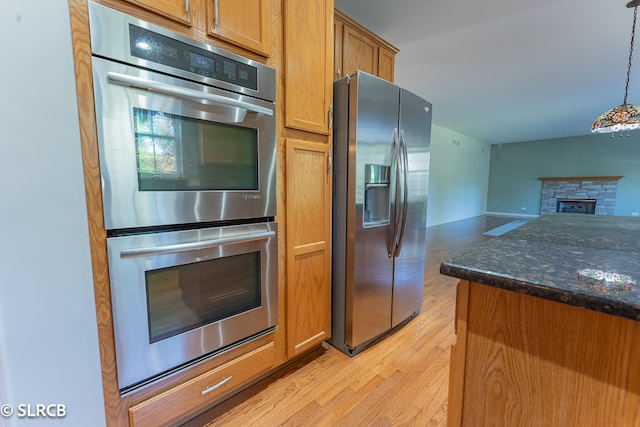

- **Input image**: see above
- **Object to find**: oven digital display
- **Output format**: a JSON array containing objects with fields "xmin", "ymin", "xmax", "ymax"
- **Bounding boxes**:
[
  {"xmin": 128, "ymin": 24, "xmax": 259, "ymax": 90},
  {"xmin": 189, "ymin": 52, "xmax": 214, "ymax": 70}
]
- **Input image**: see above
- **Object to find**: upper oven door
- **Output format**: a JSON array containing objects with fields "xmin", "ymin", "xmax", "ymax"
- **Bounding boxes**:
[{"xmin": 92, "ymin": 57, "xmax": 276, "ymax": 230}]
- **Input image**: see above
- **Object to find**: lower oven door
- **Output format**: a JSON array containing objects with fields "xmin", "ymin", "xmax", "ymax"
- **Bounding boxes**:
[{"xmin": 107, "ymin": 222, "xmax": 278, "ymax": 393}]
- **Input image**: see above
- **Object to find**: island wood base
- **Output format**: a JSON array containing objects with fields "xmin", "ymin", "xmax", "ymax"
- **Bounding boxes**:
[{"xmin": 448, "ymin": 280, "xmax": 640, "ymax": 426}]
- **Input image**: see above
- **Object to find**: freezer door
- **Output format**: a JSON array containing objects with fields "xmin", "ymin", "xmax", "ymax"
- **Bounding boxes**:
[
  {"xmin": 391, "ymin": 88, "xmax": 431, "ymax": 327},
  {"xmin": 346, "ymin": 72, "xmax": 400, "ymax": 348}
]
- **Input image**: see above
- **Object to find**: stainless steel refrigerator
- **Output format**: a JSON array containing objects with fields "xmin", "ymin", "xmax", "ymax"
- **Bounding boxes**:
[{"xmin": 329, "ymin": 71, "xmax": 432, "ymax": 356}]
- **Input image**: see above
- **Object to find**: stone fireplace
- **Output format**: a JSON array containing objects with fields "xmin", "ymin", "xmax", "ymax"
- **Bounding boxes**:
[{"xmin": 539, "ymin": 176, "xmax": 623, "ymax": 215}]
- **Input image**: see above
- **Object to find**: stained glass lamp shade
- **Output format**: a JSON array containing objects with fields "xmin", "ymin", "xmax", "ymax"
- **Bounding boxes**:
[
  {"xmin": 591, "ymin": 103, "xmax": 640, "ymax": 133},
  {"xmin": 591, "ymin": 1, "xmax": 640, "ymax": 134}
]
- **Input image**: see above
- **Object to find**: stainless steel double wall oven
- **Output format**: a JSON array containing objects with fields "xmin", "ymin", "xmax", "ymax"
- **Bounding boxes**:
[{"xmin": 89, "ymin": 3, "xmax": 278, "ymax": 393}]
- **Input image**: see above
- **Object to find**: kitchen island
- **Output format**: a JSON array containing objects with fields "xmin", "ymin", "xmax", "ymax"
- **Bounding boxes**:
[{"xmin": 440, "ymin": 213, "xmax": 640, "ymax": 426}]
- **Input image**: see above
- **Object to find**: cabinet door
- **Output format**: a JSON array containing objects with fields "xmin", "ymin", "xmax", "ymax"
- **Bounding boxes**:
[
  {"xmin": 286, "ymin": 139, "xmax": 332, "ymax": 358},
  {"xmin": 334, "ymin": 18, "xmax": 344, "ymax": 80},
  {"xmin": 378, "ymin": 46, "xmax": 395, "ymax": 82},
  {"xmin": 207, "ymin": 0, "xmax": 271, "ymax": 56},
  {"xmin": 124, "ymin": 0, "xmax": 190, "ymax": 24},
  {"xmin": 342, "ymin": 25, "xmax": 377, "ymax": 77},
  {"xmin": 284, "ymin": 0, "xmax": 334, "ymax": 134}
]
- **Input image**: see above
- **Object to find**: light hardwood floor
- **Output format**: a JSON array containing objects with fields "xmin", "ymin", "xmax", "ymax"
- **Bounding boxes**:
[{"xmin": 187, "ymin": 215, "xmax": 522, "ymax": 426}]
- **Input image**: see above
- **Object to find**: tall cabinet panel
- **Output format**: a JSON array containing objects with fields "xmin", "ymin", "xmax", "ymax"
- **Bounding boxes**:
[
  {"xmin": 284, "ymin": 0, "xmax": 333, "ymax": 135},
  {"xmin": 285, "ymin": 139, "xmax": 332, "ymax": 357},
  {"xmin": 283, "ymin": 0, "xmax": 334, "ymax": 358}
]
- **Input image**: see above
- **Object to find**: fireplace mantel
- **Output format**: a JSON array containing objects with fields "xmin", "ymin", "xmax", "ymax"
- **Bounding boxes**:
[{"xmin": 538, "ymin": 176, "xmax": 623, "ymax": 182}]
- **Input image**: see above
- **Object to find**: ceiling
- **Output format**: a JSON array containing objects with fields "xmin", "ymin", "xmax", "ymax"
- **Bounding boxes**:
[{"xmin": 334, "ymin": 0, "xmax": 639, "ymax": 144}]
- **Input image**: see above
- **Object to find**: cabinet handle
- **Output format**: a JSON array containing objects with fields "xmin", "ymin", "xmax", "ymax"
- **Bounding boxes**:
[
  {"xmin": 337, "ymin": 69, "xmax": 341, "ymax": 79},
  {"xmin": 185, "ymin": 0, "xmax": 189, "ymax": 13},
  {"xmin": 213, "ymin": 0, "xmax": 219, "ymax": 32},
  {"xmin": 201, "ymin": 376, "xmax": 233, "ymax": 395},
  {"xmin": 329, "ymin": 104, "xmax": 334, "ymax": 129},
  {"xmin": 328, "ymin": 150, "xmax": 333, "ymax": 173}
]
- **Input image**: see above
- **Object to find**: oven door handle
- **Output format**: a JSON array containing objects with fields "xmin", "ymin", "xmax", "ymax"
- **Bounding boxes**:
[
  {"xmin": 120, "ymin": 230, "xmax": 276, "ymax": 259},
  {"xmin": 106, "ymin": 72, "xmax": 274, "ymax": 116}
]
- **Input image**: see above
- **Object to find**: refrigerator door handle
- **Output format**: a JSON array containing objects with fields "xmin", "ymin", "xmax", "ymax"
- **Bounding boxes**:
[
  {"xmin": 389, "ymin": 128, "xmax": 402, "ymax": 258},
  {"xmin": 395, "ymin": 129, "xmax": 410, "ymax": 257}
]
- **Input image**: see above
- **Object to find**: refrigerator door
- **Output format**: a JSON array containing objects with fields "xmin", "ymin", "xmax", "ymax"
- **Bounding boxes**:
[
  {"xmin": 391, "ymin": 88, "xmax": 431, "ymax": 327},
  {"xmin": 346, "ymin": 72, "xmax": 400, "ymax": 348}
]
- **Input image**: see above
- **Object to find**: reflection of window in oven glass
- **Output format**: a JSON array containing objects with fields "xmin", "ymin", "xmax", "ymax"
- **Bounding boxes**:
[
  {"xmin": 134, "ymin": 108, "xmax": 181, "ymax": 179},
  {"xmin": 134, "ymin": 107, "xmax": 259, "ymax": 191}
]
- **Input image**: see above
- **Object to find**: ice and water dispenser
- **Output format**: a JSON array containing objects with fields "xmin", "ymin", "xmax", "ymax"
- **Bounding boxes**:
[{"xmin": 363, "ymin": 164, "xmax": 390, "ymax": 227}]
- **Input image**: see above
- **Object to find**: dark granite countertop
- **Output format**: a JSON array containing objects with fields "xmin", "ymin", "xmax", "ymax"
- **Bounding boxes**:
[{"xmin": 439, "ymin": 213, "xmax": 640, "ymax": 321}]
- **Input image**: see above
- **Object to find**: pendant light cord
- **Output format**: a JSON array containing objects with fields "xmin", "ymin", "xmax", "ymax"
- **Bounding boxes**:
[{"xmin": 624, "ymin": 6, "xmax": 638, "ymax": 104}]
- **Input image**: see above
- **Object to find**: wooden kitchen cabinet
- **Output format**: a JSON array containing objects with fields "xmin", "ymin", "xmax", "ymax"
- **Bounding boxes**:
[
  {"xmin": 114, "ymin": 0, "xmax": 272, "ymax": 57},
  {"xmin": 285, "ymin": 138, "xmax": 332, "ymax": 358},
  {"xmin": 282, "ymin": 0, "xmax": 334, "ymax": 359},
  {"xmin": 206, "ymin": 0, "xmax": 271, "ymax": 57},
  {"xmin": 341, "ymin": 24, "xmax": 377, "ymax": 77},
  {"xmin": 334, "ymin": 9, "xmax": 398, "ymax": 82},
  {"xmin": 122, "ymin": 0, "xmax": 191, "ymax": 24},
  {"xmin": 283, "ymin": 0, "xmax": 334, "ymax": 135},
  {"xmin": 449, "ymin": 280, "xmax": 640, "ymax": 426},
  {"xmin": 129, "ymin": 340, "xmax": 276, "ymax": 426},
  {"xmin": 377, "ymin": 46, "xmax": 396, "ymax": 82},
  {"xmin": 72, "ymin": 0, "xmax": 335, "ymax": 423}
]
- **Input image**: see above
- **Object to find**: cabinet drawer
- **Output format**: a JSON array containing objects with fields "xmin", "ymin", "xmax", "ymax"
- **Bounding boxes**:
[{"xmin": 129, "ymin": 342, "xmax": 276, "ymax": 426}]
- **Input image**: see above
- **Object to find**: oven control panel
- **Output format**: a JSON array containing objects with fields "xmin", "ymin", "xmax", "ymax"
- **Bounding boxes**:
[{"xmin": 129, "ymin": 24, "xmax": 258, "ymax": 91}]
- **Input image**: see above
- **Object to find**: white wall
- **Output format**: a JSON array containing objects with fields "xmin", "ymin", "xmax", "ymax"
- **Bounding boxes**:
[
  {"xmin": 427, "ymin": 124, "xmax": 492, "ymax": 227},
  {"xmin": 0, "ymin": 2, "xmax": 106, "ymax": 426}
]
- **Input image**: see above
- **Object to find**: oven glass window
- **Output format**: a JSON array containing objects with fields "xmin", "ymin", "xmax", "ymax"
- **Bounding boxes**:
[
  {"xmin": 133, "ymin": 107, "xmax": 259, "ymax": 192},
  {"xmin": 145, "ymin": 252, "xmax": 261, "ymax": 343}
]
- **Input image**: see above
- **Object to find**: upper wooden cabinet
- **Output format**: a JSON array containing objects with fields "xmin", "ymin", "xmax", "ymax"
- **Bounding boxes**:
[
  {"xmin": 206, "ymin": 0, "xmax": 271, "ymax": 57},
  {"xmin": 122, "ymin": 0, "xmax": 191, "ymax": 24},
  {"xmin": 377, "ymin": 46, "xmax": 396, "ymax": 82},
  {"xmin": 334, "ymin": 9, "xmax": 398, "ymax": 82},
  {"xmin": 118, "ymin": 0, "xmax": 271, "ymax": 57},
  {"xmin": 283, "ymin": 0, "xmax": 334, "ymax": 135}
]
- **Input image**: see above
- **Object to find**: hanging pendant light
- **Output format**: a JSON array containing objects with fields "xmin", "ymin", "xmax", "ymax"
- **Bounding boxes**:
[{"xmin": 591, "ymin": 1, "xmax": 640, "ymax": 134}]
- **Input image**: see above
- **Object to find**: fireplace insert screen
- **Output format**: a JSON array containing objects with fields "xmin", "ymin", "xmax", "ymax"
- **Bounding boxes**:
[{"xmin": 556, "ymin": 199, "xmax": 596, "ymax": 214}]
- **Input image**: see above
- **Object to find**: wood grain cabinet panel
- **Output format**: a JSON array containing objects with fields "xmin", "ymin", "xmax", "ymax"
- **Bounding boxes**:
[
  {"xmin": 122, "ymin": 0, "xmax": 191, "ymax": 24},
  {"xmin": 285, "ymin": 138, "xmax": 332, "ymax": 358},
  {"xmin": 206, "ymin": 0, "xmax": 271, "ymax": 56},
  {"xmin": 283, "ymin": 0, "xmax": 333, "ymax": 134},
  {"xmin": 449, "ymin": 281, "xmax": 640, "ymax": 426},
  {"xmin": 334, "ymin": 17, "xmax": 344, "ymax": 79},
  {"xmin": 377, "ymin": 46, "xmax": 395, "ymax": 82},
  {"xmin": 334, "ymin": 9, "xmax": 398, "ymax": 82},
  {"xmin": 342, "ymin": 25, "xmax": 377, "ymax": 76}
]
